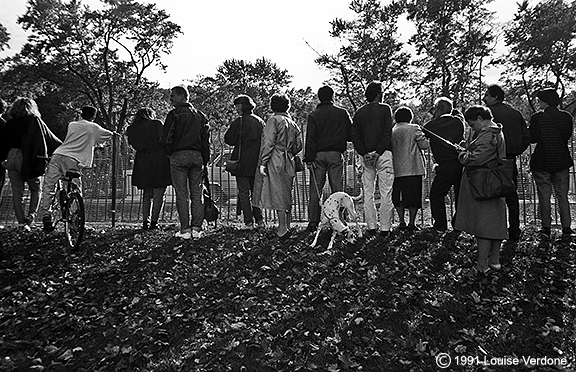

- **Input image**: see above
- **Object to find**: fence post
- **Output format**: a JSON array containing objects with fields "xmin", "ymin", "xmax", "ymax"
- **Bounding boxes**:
[{"xmin": 111, "ymin": 130, "xmax": 117, "ymax": 228}]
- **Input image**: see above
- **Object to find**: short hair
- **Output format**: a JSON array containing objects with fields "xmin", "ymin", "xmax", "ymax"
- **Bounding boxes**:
[
  {"xmin": 0, "ymin": 98, "xmax": 7, "ymax": 114},
  {"xmin": 434, "ymin": 97, "xmax": 453, "ymax": 115},
  {"xmin": 81, "ymin": 106, "xmax": 97, "ymax": 120},
  {"xmin": 394, "ymin": 106, "xmax": 413, "ymax": 123},
  {"xmin": 270, "ymin": 93, "xmax": 290, "ymax": 113},
  {"xmin": 133, "ymin": 107, "xmax": 155, "ymax": 124},
  {"xmin": 486, "ymin": 85, "xmax": 505, "ymax": 102},
  {"xmin": 317, "ymin": 86, "xmax": 334, "ymax": 103},
  {"xmin": 537, "ymin": 88, "xmax": 560, "ymax": 107},
  {"xmin": 233, "ymin": 94, "xmax": 256, "ymax": 114},
  {"xmin": 365, "ymin": 81, "xmax": 382, "ymax": 102},
  {"xmin": 171, "ymin": 86, "xmax": 189, "ymax": 100},
  {"xmin": 464, "ymin": 105, "xmax": 493, "ymax": 121},
  {"xmin": 8, "ymin": 97, "xmax": 41, "ymax": 119}
]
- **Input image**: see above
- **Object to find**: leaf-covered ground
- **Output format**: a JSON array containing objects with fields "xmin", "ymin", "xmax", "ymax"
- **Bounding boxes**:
[{"xmin": 0, "ymin": 223, "xmax": 575, "ymax": 371}]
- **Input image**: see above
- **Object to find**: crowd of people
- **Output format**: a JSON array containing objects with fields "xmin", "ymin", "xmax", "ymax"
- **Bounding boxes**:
[{"xmin": 0, "ymin": 82, "xmax": 574, "ymax": 273}]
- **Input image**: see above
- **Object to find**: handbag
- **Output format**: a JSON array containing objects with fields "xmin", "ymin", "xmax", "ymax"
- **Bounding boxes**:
[
  {"xmin": 467, "ymin": 158, "xmax": 515, "ymax": 201},
  {"xmin": 202, "ymin": 169, "xmax": 220, "ymax": 222},
  {"xmin": 293, "ymin": 155, "xmax": 305, "ymax": 172},
  {"xmin": 3, "ymin": 148, "xmax": 23, "ymax": 172},
  {"xmin": 225, "ymin": 117, "xmax": 243, "ymax": 176}
]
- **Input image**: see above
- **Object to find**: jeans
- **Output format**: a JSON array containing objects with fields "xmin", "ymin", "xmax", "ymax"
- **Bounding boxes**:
[
  {"xmin": 169, "ymin": 150, "xmax": 204, "ymax": 232},
  {"xmin": 308, "ymin": 151, "xmax": 344, "ymax": 224},
  {"xmin": 41, "ymin": 154, "xmax": 82, "ymax": 219},
  {"xmin": 430, "ymin": 161, "xmax": 463, "ymax": 230},
  {"xmin": 8, "ymin": 170, "xmax": 41, "ymax": 224},
  {"xmin": 142, "ymin": 187, "xmax": 167, "ymax": 224},
  {"xmin": 236, "ymin": 176, "xmax": 262, "ymax": 225},
  {"xmin": 361, "ymin": 150, "xmax": 394, "ymax": 231},
  {"xmin": 532, "ymin": 169, "xmax": 571, "ymax": 228}
]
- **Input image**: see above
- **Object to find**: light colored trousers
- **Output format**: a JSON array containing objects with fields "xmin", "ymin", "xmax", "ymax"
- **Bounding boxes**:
[{"xmin": 360, "ymin": 150, "xmax": 394, "ymax": 231}]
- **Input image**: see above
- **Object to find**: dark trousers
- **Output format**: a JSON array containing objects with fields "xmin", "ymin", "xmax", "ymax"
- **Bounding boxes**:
[
  {"xmin": 505, "ymin": 158, "xmax": 521, "ymax": 239},
  {"xmin": 430, "ymin": 162, "xmax": 463, "ymax": 230},
  {"xmin": 236, "ymin": 175, "xmax": 263, "ymax": 225},
  {"xmin": 308, "ymin": 151, "xmax": 344, "ymax": 224}
]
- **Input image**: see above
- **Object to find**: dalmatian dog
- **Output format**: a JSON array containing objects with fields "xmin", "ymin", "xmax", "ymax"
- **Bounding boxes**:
[{"xmin": 310, "ymin": 190, "xmax": 363, "ymax": 250}]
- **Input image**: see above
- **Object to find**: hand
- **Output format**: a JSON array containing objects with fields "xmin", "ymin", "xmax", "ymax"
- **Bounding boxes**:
[
  {"xmin": 306, "ymin": 162, "xmax": 316, "ymax": 170},
  {"xmin": 259, "ymin": 165, "xmax": 267, "ymax": 176}
]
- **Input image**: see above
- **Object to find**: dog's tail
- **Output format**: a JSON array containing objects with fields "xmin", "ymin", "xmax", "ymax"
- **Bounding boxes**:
[{"xmin": 351, "ymin": 188, "xmax": 364, "ymax": 201}]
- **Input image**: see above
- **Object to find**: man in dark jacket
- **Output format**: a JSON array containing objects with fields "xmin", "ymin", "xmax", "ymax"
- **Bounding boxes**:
[
  {"xmin": 351, "ymin": 81, "xmax": 394, "ymax": 237},
  {"xmin": 424, "ymin": 97, "xmax": 465, "ymax": 232},
  {"xmin": 304, "ymin": 86, "xmax": 352, "ymax": 231},
  {"xmin": 162, "ymin": 86, "xmax": 210, "ymax": 240},
  {"xmin": 529, "ymin": 88, "xmax": 574, "ymax": 238},
  {"xmin": 484, "ymin": 85, "xmax": 531, "ymax": 241}
]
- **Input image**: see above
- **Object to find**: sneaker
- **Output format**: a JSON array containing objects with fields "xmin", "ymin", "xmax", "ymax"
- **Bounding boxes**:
[
  {"xmin": 256, "ymin": 220, "xmax": 266, "ymax": 228},
  {"xmin": 192, "ymin": 230, "xmax": 202, "ymax": 239},
  {"xmin": 19, "ymin": 223, "xmax": 31, "ymax": 232},
  {"xmin": 398, "ymin": 222, "xmax": 407, "ymax": 230},
  {"xmin": 149, "ymin": 221, "xmax": 158, "ymax": 230},
  {"xmin": 538, "ymin": 227, "xmax": 551, "ymax": 238},
  {"xmin": 240, "ymin": 223, "xmax": 254, "ymax": 230},
  {"xmin": 306, "ymin": 222, "xmax": 319, "ymax": 232},
  {"xmin": 43, "ymin": 216, "xmax": 55, "ymax": 232},
  {"xmin": 562, "ymin": 227, "xmax": 574, "ymax": 237},
  {"xmin": 379, "ymin": 230, "xmax": 390, "ymax": 238},
  {"xmin": 175, "ymin": 231, "xmax": 191, "ymax": 239}
]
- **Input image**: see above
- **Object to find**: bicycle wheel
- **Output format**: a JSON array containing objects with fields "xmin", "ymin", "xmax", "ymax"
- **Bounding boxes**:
[{"xmin": 65, "ymin": 192, "xmax": 85, "ymax": 250}]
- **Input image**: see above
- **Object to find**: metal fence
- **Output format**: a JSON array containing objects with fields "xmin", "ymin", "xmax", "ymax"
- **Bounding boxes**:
[{"xmin": 1, "ymin": 132, "xmax": 576, "ymax": 228}]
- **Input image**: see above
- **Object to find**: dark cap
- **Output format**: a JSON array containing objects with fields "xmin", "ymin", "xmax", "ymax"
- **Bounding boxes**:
[
  {"xmin": 537, "ymin": 88, "xmax": 560, "ymax": 107},
  {"xmin": 81, "ymin": 106, "xmax": 98, "ymax": 119}
]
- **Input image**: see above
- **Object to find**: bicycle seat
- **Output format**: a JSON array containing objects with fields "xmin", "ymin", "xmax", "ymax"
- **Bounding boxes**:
[{"xmin": 65, "ymin": 171, "xmax": 82, "ymax": 179}]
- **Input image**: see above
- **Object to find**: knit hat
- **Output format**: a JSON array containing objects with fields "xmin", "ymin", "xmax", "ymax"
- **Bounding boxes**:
[{"xmin": 537, "ymin": 88, "xmax": 560, "ymax": 107}]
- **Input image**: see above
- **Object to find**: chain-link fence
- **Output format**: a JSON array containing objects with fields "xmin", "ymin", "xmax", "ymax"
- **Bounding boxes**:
[{"xmin": 1, "ymin": 130, "xmax": 576, "ymax": 228}]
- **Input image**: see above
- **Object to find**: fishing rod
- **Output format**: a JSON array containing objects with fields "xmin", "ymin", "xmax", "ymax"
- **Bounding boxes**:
[{"xmin": 422, "ymin": 127, "xmax": 465, "ymax": 151}]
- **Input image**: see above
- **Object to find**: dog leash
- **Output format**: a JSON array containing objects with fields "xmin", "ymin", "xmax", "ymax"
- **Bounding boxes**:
[{"xmin": 310, "ymin": 166, "xmax": 324, "ymax": 203}]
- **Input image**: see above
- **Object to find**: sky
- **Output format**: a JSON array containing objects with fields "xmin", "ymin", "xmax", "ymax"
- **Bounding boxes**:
[{"xmin": 0, "ymin": 0, "xmax": 523, "ymax": 90}]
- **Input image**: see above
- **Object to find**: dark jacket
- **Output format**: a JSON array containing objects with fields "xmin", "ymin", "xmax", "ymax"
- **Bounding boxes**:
[
  {"xmin": 489, "ymin": 102, "xmax": 530, "ymax": 157},
  {"xmin": 2, "ymin": 116, "xmax": 62, "ymax": 180},
  {"xmin": 162, "ymin": 102, "xmax": 210, "ymax": 165},
  {"xmin": 127, "ymin": 118, "xmax": 172, "ymax": 189},
  {"xmin": 424, "ymin": 114, "xmax": 465, "ymax": 165},
  {"xmin": 351, "ymin": 102, "xmax": 393, "ymax": 156},
  {"xmin": 529, "ymin": 106, "xmax": 574, "ymax": 172},
  {"xmin": 304, "ymin": 102, "xmax": 352, "ymax": 162},
  {"xmin": 224, "ymin": 113, "xmax": 264, "ymax": 177}
]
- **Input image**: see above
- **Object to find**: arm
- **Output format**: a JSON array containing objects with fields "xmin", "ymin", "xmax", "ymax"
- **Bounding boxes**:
[
  {"xmin": 458, "ymin": 133, "xmax": 498, "ymax": 167},
  {"xmin": 224, "ymin": 118, "xmax": 240, "ymax": 146},
  {"xmin": 414, "ymin": 125, "xmax": 429, "ymax": 150},
  {"xmin": 519, "ymin": 114, "xmax": 531, "ymax": 153},
  {"xmin": 200, "ymin": 112, "xmax": 210, "ymax": 166},
  {"xmin": 529, "ymin": 114, "xmax": 540, "ymax": 144},
  {"xmin": 304, "ymin": 114, "xmax": 316, "ymax": 162},
  {"xmin": 375, "ymin": 105, "xmax": 393, "ymax": 155},
  {"xmin": 260, "ymin": 117, "xmax": 277, "ymax": 167},
  {"xmin": 351, "ymin": 114, "xmax": 366, "ymax": 156}
]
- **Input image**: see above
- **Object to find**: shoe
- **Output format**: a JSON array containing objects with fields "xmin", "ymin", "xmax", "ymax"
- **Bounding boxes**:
[
  {"xmin": 175, "ymin": 231, "xmax": 191, "ymax": 240},
  {"xmin": 488, "ymin": 263, "xmax": 502, "ymax": 270},
  {"xmin": 149, "ymin": 221, "xmax": 158, "ymax": 230},
  {"xmin": 366, "ymin": 229, "xmax": 377, "ymax": 237},
  {"xmin": 538, "ymin": 227, "xmax": 551, "ymax": 238},
  {"xmin": 278, "ymin": 229, "xmax": 292, "ymax": 240},
  {"xmin": 398, "ymin": 222, "xmax": 407, "ymax": 230},
  {"xmin": 406, "ymin": 224, "xmax": 420, "ymax": 232},
  {"xmin": 19, "ymin": 224, "xmax": 31, "ymax": 232},
  {"xmin": 42, "ymin": 216, "xmax": 55, "ymax": 232},
  {"xmin": 240, "ymin": 223, "xmax": 254, "ymax": 230},
  {"xmin": 379, "ymin": 230, "xmax": 390, "ymax": 238},
  {"xmin": 142, "ymin": 221, "xmax": 149, "ymax": 230},
  {"xmin": 256, "ymin": 220, "xmax": 266, "ymax": 228},
  {"xmin": 562, "ymin": 227, "xmax": 573, "ymax": 237},
  {"xmin": 192, "ymin": 230, "xmax": 202, "ymax": 239}
]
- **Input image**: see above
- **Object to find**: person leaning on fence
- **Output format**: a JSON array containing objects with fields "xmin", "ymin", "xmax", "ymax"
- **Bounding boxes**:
[
  {"xmin": 252, "ymin": 93, "xmax": 303, "ymax": 239},
  {"xmin": 483, "ymin": 85, "xmax": 531, "ymax": 241},
  {"xmin": 454, "ymin": 106, "xmax": 507, "ymax": 274},
  {"xmin": 0, "ymin": 97, "xmax": 62, "ymax": 232},
  {"xmin": 41, "ymin": 106, "xmax": 113, "ymax": 232},
  {"xmin": 423, "ymin": 97, "xmax": 465, "ymax": 233},
  {"xmin": 351, "ymin": 81, "xmax": 394, "ymax": 238},
  {"xmin": 126, "ymin": 108, "xmax": 172, "ymax": 230},
  {"xmin": 0, "ymin": 98, "xmax": 7, "ymax": 205},
  {"xmin": 224, "ymin": 94, "xmax": 265, "ymax": 230},
  {"xmin": 391, "ymin": 106, "xmax": 429, "ymax": 231},
  {"xmin": 529, "ymin": 88, "xmax": 574, "ymax": 239},
  {"xmin": 304, "ymin": 85, "xmax": 352, "ymax": 232},
  {"xmin": 161, "ymin": 86, "xmax": 210, "ymax": 240}
]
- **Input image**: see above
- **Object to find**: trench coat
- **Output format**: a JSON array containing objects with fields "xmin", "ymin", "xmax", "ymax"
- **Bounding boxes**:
[{"xmin": 253, "ymin": 113, "xmax": 303, "ymax": 211}]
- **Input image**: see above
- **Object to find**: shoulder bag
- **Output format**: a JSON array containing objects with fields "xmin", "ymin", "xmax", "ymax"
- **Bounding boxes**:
[{"xmin": 203, "ymin": 169, "xmax": 220, "ymax": 223}]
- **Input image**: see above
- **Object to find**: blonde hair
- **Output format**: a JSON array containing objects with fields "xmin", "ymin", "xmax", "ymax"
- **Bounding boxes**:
[{"xmin": 8, "ymin": 97, "xmax": 41, "ymax": 119}]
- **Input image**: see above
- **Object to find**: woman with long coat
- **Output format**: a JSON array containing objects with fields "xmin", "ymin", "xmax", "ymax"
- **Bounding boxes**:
[
  {"xmin": 0, "ymin": 97, "xmax": 61, "ymax": 231},
  {"xmin": 225, "ymin": 95, "xmax": 265, "ymax": 229},
  {"xmin": 253, "ymin": 93, "xmax": 303, "ymax": 238},
  {"xmin": 455, "ymin": 106, "xmax": 507, "ymax": 274},
  {"xmin": 127, "ymin": 108, "xmax": 172, "ymax": 229}
]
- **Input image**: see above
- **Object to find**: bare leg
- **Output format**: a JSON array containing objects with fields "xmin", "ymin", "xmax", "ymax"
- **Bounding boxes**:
[
  {"xmin": 395, "ymin": 206, "xmax": 405, "ymax": 226},
  {"xmin": 408, "ymin": 207, "xmax": 419, "ymax": 227},
  {"xmin": 488, "ymin": 239, "xmax": 502, "ymax": 268},
  {"xmin": 277, "ymin": 210, "xmax": 288, "ymax": 237},
  {"xmin": 476, "ymin": 237, "xmax": 491, "ymax": 272}
]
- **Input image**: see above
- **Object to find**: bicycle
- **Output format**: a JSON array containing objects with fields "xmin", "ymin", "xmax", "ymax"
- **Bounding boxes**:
[{"xmin": 49, "ymin": 170, "xmax": 85, "ymax": 250}]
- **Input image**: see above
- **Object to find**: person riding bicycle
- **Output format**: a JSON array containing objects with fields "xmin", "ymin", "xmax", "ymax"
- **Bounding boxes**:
[{"xmin": 41, "ymin": 106, "xmax": 113, "ymax": 231}]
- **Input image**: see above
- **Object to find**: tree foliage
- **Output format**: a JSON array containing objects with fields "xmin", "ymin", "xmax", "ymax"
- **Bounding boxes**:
[
  {"xmin": 316, "ymin": 0, "xmax": 410, "ymax": 111},
  {"xmin": 504, "ymin": 0, "xmax": 576, "ymax": 111},
  {"xmin": 405, "ymin": 0, "xmax": 496, "ymax": 107},
  {"xmin": 13, "ymin": 0, "xmax": 181, "ymax": 131},
  {"xmin": 0, "ymin": 23, "xmax": 9, "ymax": 52}
]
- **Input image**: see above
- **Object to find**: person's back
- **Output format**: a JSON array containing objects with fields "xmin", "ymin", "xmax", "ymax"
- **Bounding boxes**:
[
  {"xmin": 530, "ymin": 106, "xmax": 573, "ymax": 172},
  {"xmin": 307, "ymin": 102, "xmax": 351, "ymax": 156},
  {"xmin": 352, "ymin": 102, "xmax": 393, "ymax": 156},
  {"xmin": 54, "ymin": 119, "xmax": 112, "ymax": 168},
  {"xmin": 424, "ymin": 114, "xmax": 464, "ymax": 165}
]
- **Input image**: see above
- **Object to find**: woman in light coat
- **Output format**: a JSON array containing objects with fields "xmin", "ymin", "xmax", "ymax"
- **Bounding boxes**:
[
  {"xmin": 455, "ymin": 106, "xmax": 507, "ymax": 274},
  {"xmin": 253, "ymin": 93, "xmax": 303, "ymax": 238}
]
